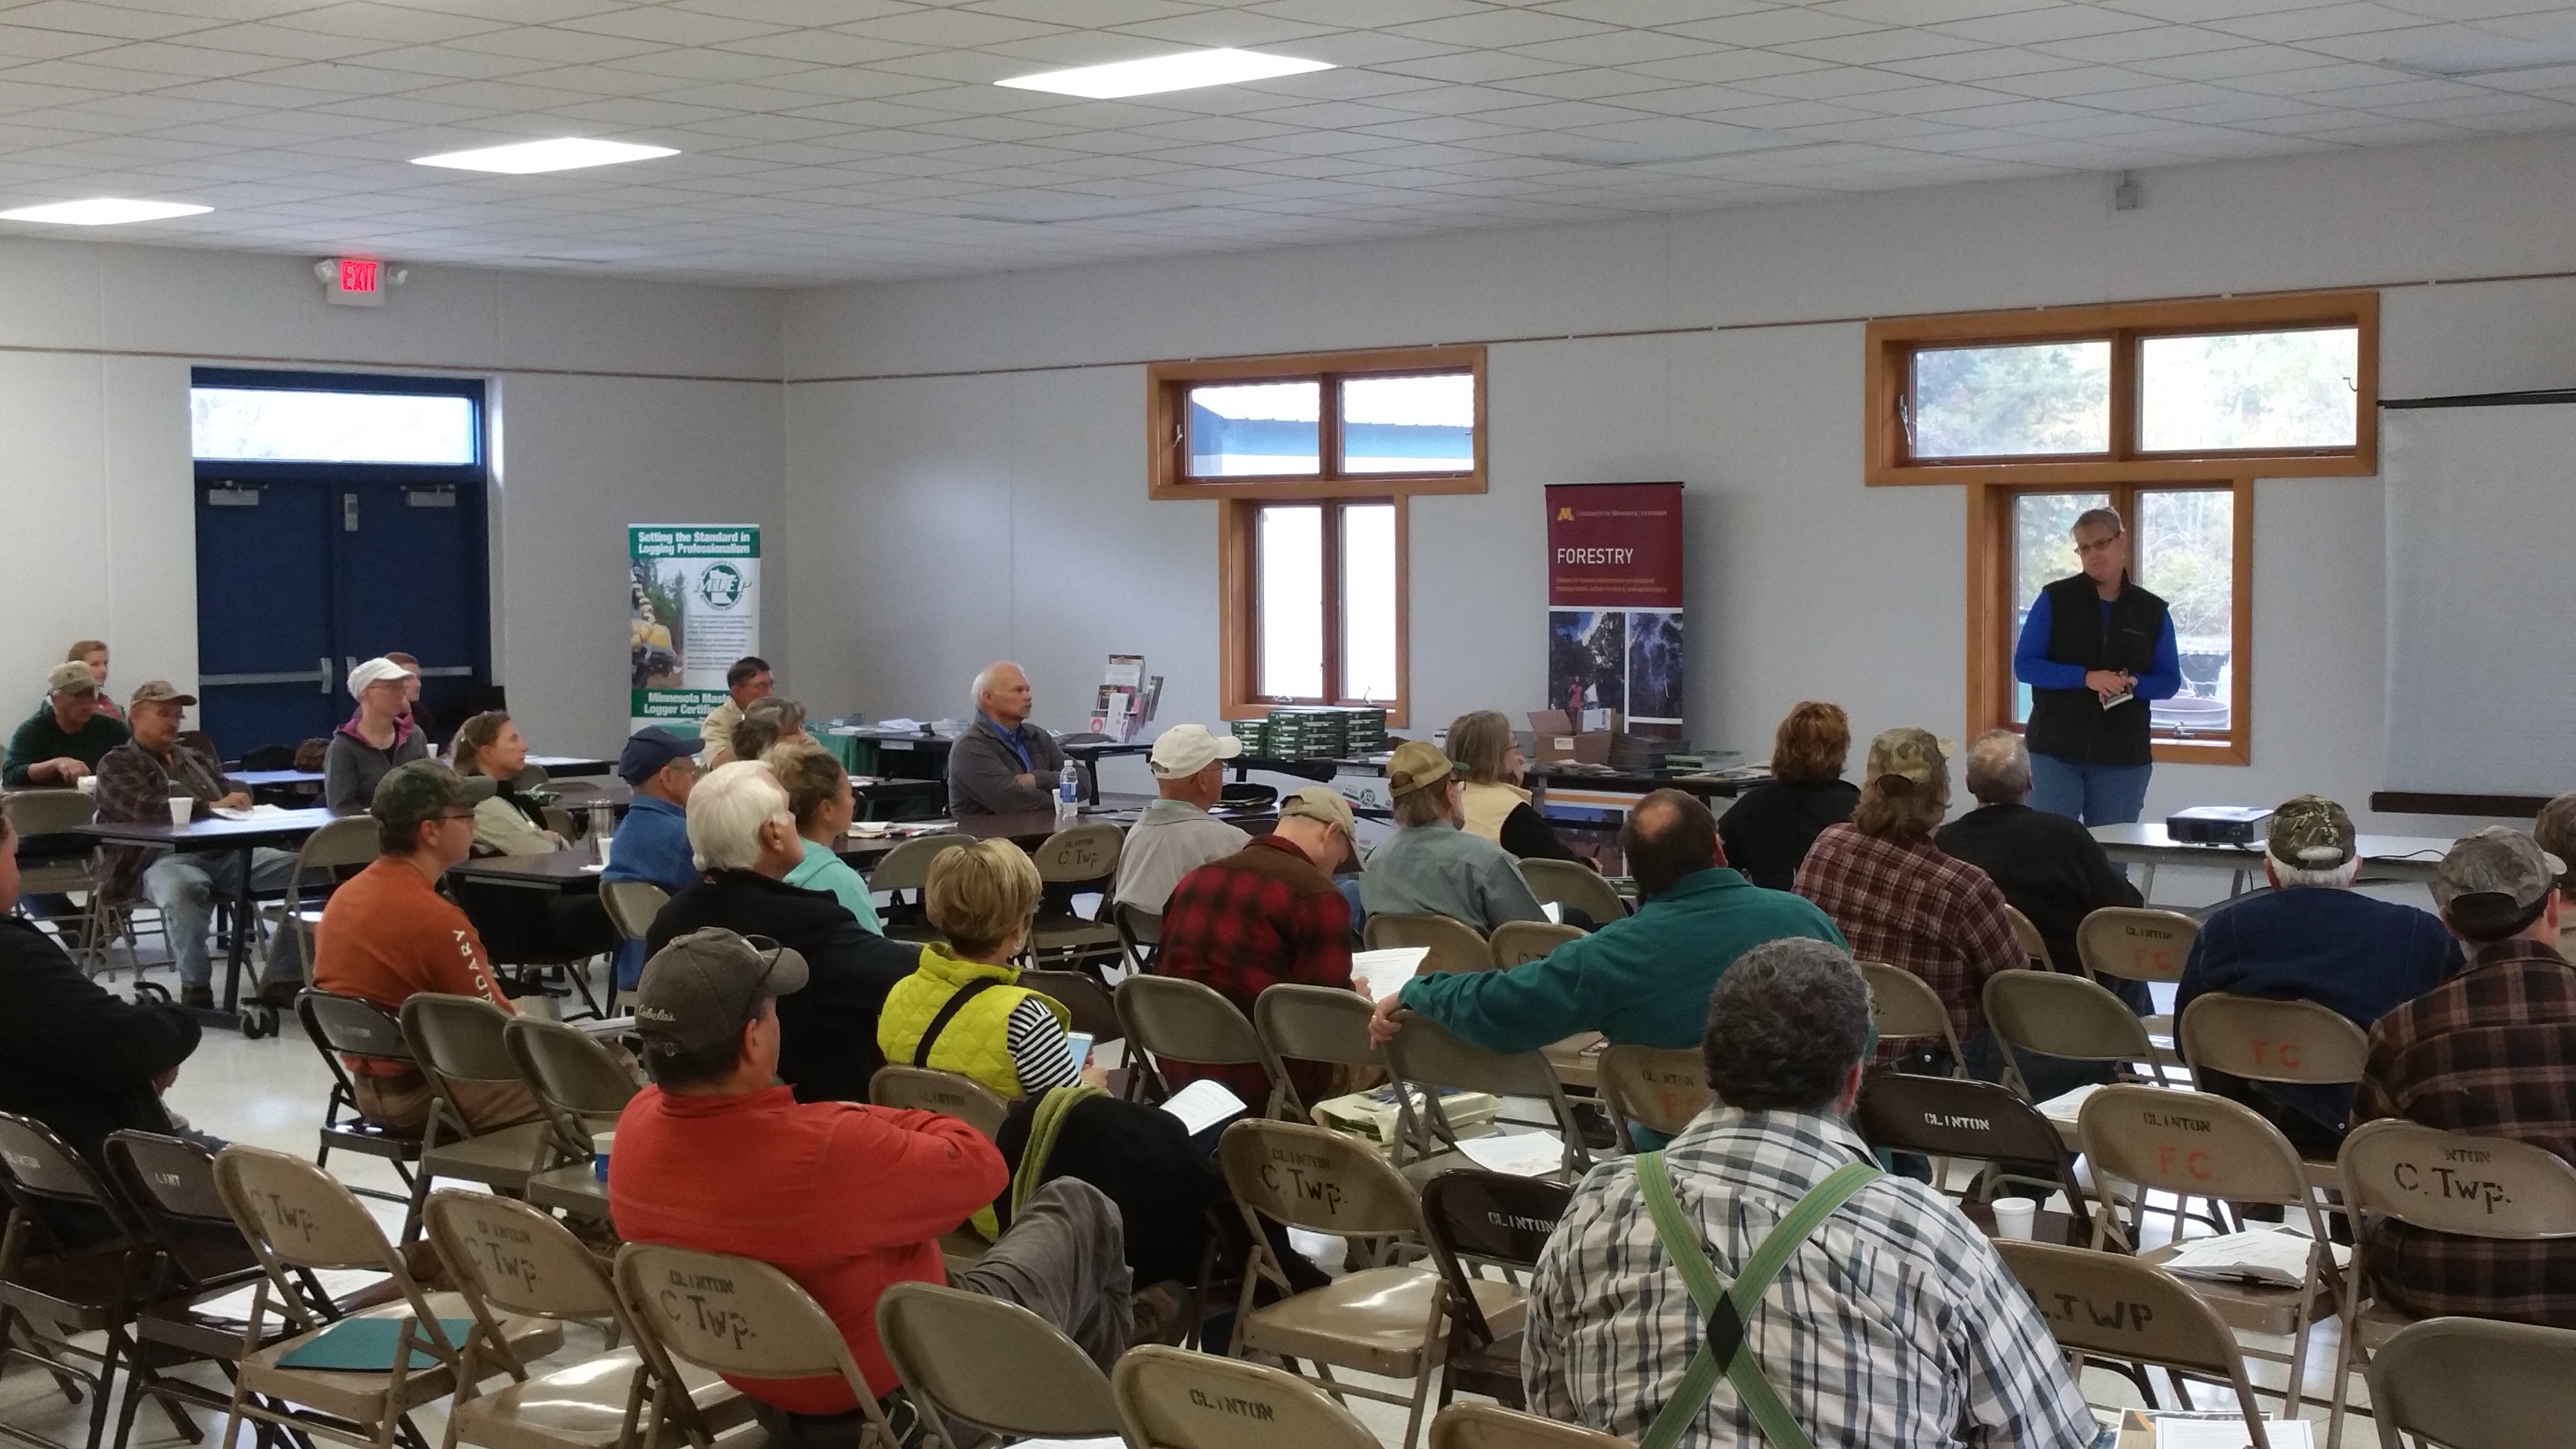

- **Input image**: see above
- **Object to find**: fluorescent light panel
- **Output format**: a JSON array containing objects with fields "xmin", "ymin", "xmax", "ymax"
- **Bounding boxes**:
[
  {"xmin": 998, "ymin": 48, "xmax": 1330, "ymax": 99},
  {"xmin": 412, "ymin": 138, "xmax": 677, "ymax": 175},
  {"xmin": 0, "ymin": 197, "xmax": 208, "ymax": 225}
]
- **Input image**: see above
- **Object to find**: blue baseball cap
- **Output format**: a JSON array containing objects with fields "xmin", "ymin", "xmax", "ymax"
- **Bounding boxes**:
[{"xmin": 618, "ymin": 727, "xmax": 702, "ymax": 784}]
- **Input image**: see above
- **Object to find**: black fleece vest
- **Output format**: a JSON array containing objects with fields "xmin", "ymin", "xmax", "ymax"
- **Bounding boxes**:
[{"xmin": 2023, "ymin": 573, "xmax": 2167, "ymax": 768}]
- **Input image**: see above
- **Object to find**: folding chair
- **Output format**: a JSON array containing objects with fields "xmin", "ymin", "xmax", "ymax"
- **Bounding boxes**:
[
  {"xmin": 1381, "ymin": 1011, "xmax": 1594, "ymax": 1182},
  {"xmin": 211, "ymin": 1144, "xmax": 565, "ymax": 1449},
  {"xmin": 1365, "ymin": 913, "xmax": 1494, "ymax": 974},
  {"xmin": 2077, "ymin": 1083, "xmax": 2341, "ymax": 1418},
  {"xmin": 2177, "ymin": 992, "xmax": 2369, "ymax": 1191},
  {"xmin": 866, "ymin": 1065, "xmax": 1008, "ymax": 1140},
  {"xmin": 613, "ymin": 1243, "xmax": 903, "ymax": 1449},
  {"xmin": 296, "ymin": 990, "xmax": 429, "ymax": 1218},
  {"xmin": 399, "ymin": 994, "xmax": 576, "ymax": 1241},
  {"xmin": 2, "ymin": 788, "xmax": 119, "ymax": 972},
  {"xmin": 873, "ymin": 1280, "xmax": 1119, "ymax": 1448},
  {"xmin": 1113, "ymin": 902, "xmax": 1162, "ymax": 975},
  {"xmin": 1852, "ymin": 1073, "xmax": 2093, "ymax": 1243},
  {"xmin": 0, "ymin": 1112, "xmax": 158, "ymax": 1449},
  {"xmin": 1514, "ymin": 858, "xmax": 1625, "ymax": 925},
  {"xmin": 1419, "ymin": 1169, "xmax": 1567, "ymax": 1409},
  {"xmin": 1430, "ymin": 1402, "xmax": 1631, "ymax": 1449},
  {"xmin": 2004, "ymin": 904, "xmax": 2054, "ymax": 970},
  {"xmin": 1017, "ymin": 968, "xmax": 1122, "ymax": 1049},
  {"xmin": 1217, "ymin": 1120, "xmax": 1514, "ymax": 1449},
  {"xmin": 868, "ymin": 834, "xmax": 970, "ymax": 943},
  {"xmin": 1111, "ymin": 1344, "xmax": 1380, "ymax": 1449},
  {"xmin": 1859, "ymin": 961, "xmax": 1966, "ymax": 1076},
  {"xmin": 2329, "ymin": 1119, "xmax": 2576, "ymax": 1449},
  {"xmin": 1592, "ymin": 1044, "xmax": 1711, "ymax": 1152},
  {"xmin": 2077, "ymin": 905, "xmax": 2198, "ymax": 1064},
  {"xmin": 424, "ymin": 1191, "xmax": 751, "ymax": 1449},
  {"xmin": 1027, "ymin": 822, "xmax": 1124, "ymax": 974},
  {"xmin": 2363, "ymin": 1315, "xmax": 2576, "ymax": 1449},
  {"xmin": 1996, "ymin": 1240, "xmax": 2273, "ymax": 1449},
  {"xmin": 1488, "ymin": 919, "xmax": 1582, "ymax": 967},
  {"xmin": 1254, "ymin": 982, "xmax": 1380, "ymax": 1115},
  {"xmin": 503, "ymin": 1016, "xmax": 641, "ymax": 1162},
  {"xmin": 598, "ymin": 880, "xmax": 668, "ymax": 954},
  {"xmin": 264, "ymin": 815, "xmax": 381, "ymax": 987},
  {"xmin": 1114, "ymin": 973, "xmax": 1293, "ymax": 1116},
  {"xmin": 1981, "ymin": 969, "xmax": 2160, "ymax": 1099}
]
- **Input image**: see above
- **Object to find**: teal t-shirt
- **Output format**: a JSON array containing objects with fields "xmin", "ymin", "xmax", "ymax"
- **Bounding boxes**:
[{"xmin": 786, "ymin": 837, "xmax": 886, "ymax": 935}]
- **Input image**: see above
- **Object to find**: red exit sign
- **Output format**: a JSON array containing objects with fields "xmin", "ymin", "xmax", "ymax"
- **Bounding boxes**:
[{"xmin": 316, "ymin": 255, "xmax": 389, "ymax": 307}]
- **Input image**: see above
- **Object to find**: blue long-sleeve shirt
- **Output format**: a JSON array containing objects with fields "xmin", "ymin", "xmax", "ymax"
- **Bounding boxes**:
[{"xmin": 2012, "ymin": 588, "xmax": 2182, "ymax": 699}]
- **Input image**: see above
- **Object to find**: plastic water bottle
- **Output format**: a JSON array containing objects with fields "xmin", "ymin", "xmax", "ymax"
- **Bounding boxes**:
[{"xmin": 1057, "ymin": 760, "xmax": 1081, "ymax": 820}]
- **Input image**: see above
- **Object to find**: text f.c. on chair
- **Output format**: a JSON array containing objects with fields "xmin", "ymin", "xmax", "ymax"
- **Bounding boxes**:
[
  {"xmin": 1996, "ymin": 1239, "xmax": 2276, "ymax": 1449},
  {"xmin": 2077, "ymin": 905, "xmax": 2199, "ymax": 1069},
  {"xmin": 612, "ymin": 1243, "xmax": 904, "ymax": 1449},
  {"xmin": 2177, "ymin": 992, "xmax": 2369, "ymax": 1193}
]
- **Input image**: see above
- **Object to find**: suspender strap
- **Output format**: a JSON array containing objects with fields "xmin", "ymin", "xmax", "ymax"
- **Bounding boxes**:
[
  {"xmin": 912, "ymin": 978, "xmax": 1007, "ymax": 1068},
  {"xmin": 1633, "ymin": 1154, "xmax": 1883, "ymax": 1449}
]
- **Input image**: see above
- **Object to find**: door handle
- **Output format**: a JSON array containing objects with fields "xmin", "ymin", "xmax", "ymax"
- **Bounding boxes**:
[{"xmin": 322, "ymin": 656, "xmax": 334, "ymax": 695}]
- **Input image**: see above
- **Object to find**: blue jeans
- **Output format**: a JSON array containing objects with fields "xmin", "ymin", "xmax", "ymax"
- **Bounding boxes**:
[
  {"xmin": 2028, "ymin": 754, "xmax": 2151, "ymax": 827},
  {"xmin": 143, "ymin": 848, "xmax": 297, "ymax": 988}
]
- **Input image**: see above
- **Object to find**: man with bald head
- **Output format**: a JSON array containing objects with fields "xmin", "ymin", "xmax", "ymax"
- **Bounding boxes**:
[{"xmin": 946, "ymin": 660, "xmax": 1065, "ymax": 818}]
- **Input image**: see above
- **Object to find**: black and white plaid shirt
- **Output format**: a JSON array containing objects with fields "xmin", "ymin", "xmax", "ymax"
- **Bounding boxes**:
[{"xmin": 1523, "ymin": 1107, "xmax": 2107, "ymax": 1448}]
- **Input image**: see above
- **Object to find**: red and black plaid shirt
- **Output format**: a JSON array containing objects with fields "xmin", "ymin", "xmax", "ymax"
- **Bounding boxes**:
[
  {"xmin": 1795, "ymin": 822, "xmax": 2021, "ymax": 1063},
  {"xmin": 1154, "ymin": 835, "xmax": 1352, "ymax": 1104},
  {"xmin": 2354, "ymin": 936, "xmax": 2576, "ymax": 1325}
]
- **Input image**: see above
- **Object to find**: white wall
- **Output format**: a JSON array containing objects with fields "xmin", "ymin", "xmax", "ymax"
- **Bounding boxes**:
[
  {"xmin": 781, "ymin": 129, "xmax": 2576, "ymax": 833},
  {"xmin": 0, "ymin": 238, "xmax": 782, "ymax": 759}
]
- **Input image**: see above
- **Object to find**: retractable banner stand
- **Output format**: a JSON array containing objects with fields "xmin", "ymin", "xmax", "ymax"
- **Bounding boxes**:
[
  {"xmin": 1546, "ymin": 482, "xmax": 1685, "ymax": 730},
  {"xmin": 628, "ymin": 524, "xmax": 760, "ymax": 735}
]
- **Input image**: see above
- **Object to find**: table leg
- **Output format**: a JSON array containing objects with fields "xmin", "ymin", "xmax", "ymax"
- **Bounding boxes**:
[
  {"xmin": 2138, "ymin": 862, "xmax": 2158, "ymax": 903},
  {"xmin": 224, "ymin": 844, "xmax": 255, "ymax": 1014}
]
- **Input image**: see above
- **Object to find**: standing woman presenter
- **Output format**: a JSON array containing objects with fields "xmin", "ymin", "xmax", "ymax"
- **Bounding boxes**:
[{"xmin": 2012, "ymin": 506, "xmax": 2180, "ymax": 827}]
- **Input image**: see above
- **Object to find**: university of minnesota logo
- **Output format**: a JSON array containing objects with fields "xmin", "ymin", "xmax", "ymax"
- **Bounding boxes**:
[{"xmin": 1556, "ymin": 506, "xmax": 1574, "ymax": 521}]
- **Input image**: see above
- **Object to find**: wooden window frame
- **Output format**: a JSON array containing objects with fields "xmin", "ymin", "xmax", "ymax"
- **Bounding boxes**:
[{"xmin": 1150, "ymin": 345, "xmax": 1487, "ymax": 725}]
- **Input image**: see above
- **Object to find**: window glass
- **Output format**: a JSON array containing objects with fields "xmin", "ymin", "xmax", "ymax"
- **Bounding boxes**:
[
  {"xmin": 190, "ymin": 387, "xmax": 477, "ymax": 465},
  {"xmin": 1340, "ymin": 503, "xmax": 1398, "ymax": 703},
  {"xmin": 1187, "ymin": 381, "xmax": 1319, "ymax": 477},
  {"xmin": 1340, "ymin": 373, "xmax": 1472, "ymax": 473},
  {"xmin": 1911, "ymin": 341, "xmax": 2110, "ymax": 459},
  {"xmin": 2139, "ymin": 327, "xmax": 2358, "ymax": 452},
  {"xmin": 2136, "ymin": 489, "xmax": 2234, "ymax": 739},
  {"xmin": 2009, "ymin": 492, "xmax": 2110, "ymax": 724},
  {"xmin": 1256, "ymin": 504, "xmax": 1323, "ymax": 699}
]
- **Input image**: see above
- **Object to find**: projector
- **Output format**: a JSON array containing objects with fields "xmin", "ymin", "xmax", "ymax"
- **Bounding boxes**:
[{"xmin": 2167, "ymin": 806, "xmax": 2274, "ymax": 844}]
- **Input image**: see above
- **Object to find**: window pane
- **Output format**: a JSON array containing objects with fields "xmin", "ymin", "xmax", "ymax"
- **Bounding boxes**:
[
  {"xmin": 1341, "ymin": 373, "xmax": 1472, "ymax": 473},
  {"xmin": 1340, "ymin": 503, "xmax": 1397, "ymax": 703},
  {"xmin": 2136, "ymin": 489, "xmax": 2234, "ymax": 739},
  {"xmin": 1187, "ymin": 381, "xmax": 1318, "ymax": 477},
  {"xmin": 2139, "ymin": 326, "xmax": 2358, "ymax": 452},
  {"xmin": 190, "ymin": 387, "xmax": 477, "ymax": 465},
  {"xmin": 2010, "ymin": 492, "xmax": 2109, "ymax": 724},
  {"xmin": 1911, "ymin": 341, "xmax": 2110, "ymax": 459},
  {"xmin": 1256, "ymin": 504, "xmax": 1324, "ymax": 700}
]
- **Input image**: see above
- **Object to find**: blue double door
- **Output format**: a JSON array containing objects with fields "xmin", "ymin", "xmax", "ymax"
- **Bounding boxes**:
[{"xmin": 194, "ymin": 477, "xmax": 491, "ymax": 757}]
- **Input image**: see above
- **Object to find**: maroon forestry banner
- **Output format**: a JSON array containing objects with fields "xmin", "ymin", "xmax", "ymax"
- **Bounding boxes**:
[{"xmin": 1546, "ymin": 482, "xmax": 1685, "ymax": 727}]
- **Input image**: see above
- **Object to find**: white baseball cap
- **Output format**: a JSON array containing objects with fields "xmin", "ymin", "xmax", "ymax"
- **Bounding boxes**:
[
  {"xmin": 346, "ymin": 655, "xmax": 417, "ymax": 698},
  {"xmin": 1149, "ymin": 723, "xmax": 1243, "ymax": 778}
]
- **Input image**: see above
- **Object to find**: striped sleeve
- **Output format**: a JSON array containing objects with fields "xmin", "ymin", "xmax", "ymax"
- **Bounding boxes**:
[{"xmin": 1006, "ymin": 995, "xmax": 1082, "ymax": 1095}]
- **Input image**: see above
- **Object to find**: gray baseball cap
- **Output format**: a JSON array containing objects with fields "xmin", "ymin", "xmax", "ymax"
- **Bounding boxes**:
[
  {"xmin": 2433, "ymin": 826, "xmax": 2567, "ymax": 940},
  {"xmin": 633, "ymin": 929, "xmax": 808, "ymax": 1055}
]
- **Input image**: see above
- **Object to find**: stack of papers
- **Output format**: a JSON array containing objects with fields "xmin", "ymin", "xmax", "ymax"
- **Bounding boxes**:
[
  {"xmin": 2036, "ymin": 1082, "xmax": 2106, "ymax": 1129},
  {"xmin": 209, "ymin": 804, "xmax": 295, "ymax": 821},
  {"xmin": 2119, "ymin": 1408, "xmax": 2312, "ymax": 1449},
  {"xmin": 875, "ymin": 718, "xmax": 922, "ymax": 732},
  {"xmin": 2161, "ymin": 1228, "xmax": 2345, "ymax": 1288},
  {"xmin": 1158, "ymin": 1079, "xmax": 1248, "ymax": 1137},
  {"xmin": 1456, "ymin": 1132, "xmax": 1566, "ymax": 1177}
]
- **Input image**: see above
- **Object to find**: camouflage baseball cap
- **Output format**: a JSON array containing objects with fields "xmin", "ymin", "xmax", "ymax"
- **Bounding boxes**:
[
  {"xmin": 2266, "ymin": 795, "xmax": 2355, "ymax": 870},
  {"xmin": 368, "ymin": 759, "xmax": 496, "ymax": 839},
  {"xmin": 2433, "ymin": 826, "xmax": 2568, "ymax": 941},
  {"xmin": 46, "ymin": 660, "xmax": 96, "ymax": 696},
  {"xmin": 1865, "ymin": 727, "xmax": 1949, "ymax": 787}
]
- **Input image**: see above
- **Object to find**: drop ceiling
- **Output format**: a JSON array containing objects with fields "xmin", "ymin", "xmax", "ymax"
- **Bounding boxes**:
[{"xmin": 6, "ymin": 0, "xmax": 2576, "ymax": 287}]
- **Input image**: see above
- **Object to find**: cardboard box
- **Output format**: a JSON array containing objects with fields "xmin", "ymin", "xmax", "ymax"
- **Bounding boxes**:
[{"xmin": 1528, "ymin": 710, "xmax": 1580, "ymax": 762}]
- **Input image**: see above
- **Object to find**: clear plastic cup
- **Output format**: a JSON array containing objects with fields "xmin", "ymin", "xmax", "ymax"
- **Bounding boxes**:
[
  {"xmin": 1992, "ymin": 1198, "xmax": 2037, "ymax": 1240},
  {"xmin": 166, "ymin": 797, "xmax": 193, "ymax": 829}
]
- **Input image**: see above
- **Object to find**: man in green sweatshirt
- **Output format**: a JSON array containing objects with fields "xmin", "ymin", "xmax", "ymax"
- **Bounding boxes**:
[{"xmin": 1368, "ymin": 789, "xmax": 1844, "ymax": 1056}]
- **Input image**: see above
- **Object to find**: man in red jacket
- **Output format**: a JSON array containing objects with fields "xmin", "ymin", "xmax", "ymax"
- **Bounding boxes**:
[{"xmin": 609, "ymin": 928, "xmax": 1132, "ymax": 1449}]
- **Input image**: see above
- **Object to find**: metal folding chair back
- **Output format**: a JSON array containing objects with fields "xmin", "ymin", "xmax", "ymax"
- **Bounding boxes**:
[
  {"xmin": 503, "ymin": 1015, "xmax": 638, "ymax": 1157},
  {"xmin": 867, "ymin": 834, "xmax": 969, "ymax": 894},
  {"xmin": 1859, "ymin": 961, "xmax": 1966, "ymax": 1067},
  {"xmin": 2079, "ymin": 1083, "xmax": 2311, "ymax": 1210},
  {"xmin": 2364, "ymin": 1315, "xmax": 2576, "ymax": 1449},
  {"xmin": 1255, "ymin": 982, "xmax": 1380, "ymax": 1077},
  {"xmin": 273, "ymin": 816, "xmax": 381, "ymax": 982},
  {"xmin": 873, "ymin": 1280, "xmax": 1119, "ymax": 1441},
  {"xmin": 597, "ymin": 880, "xmax": 669, "ymax": 944},
  {"xmin": 293, "ymin": 989, "xmax": 425, "ymax": 1209},
  {"xmin": 1489, "ymin": 920, "xmax": 1582, "ymax": 967},
  {"xmin": 1112, "ymin": 1344, "xmax": 1381, "ymax": 1449},
  {"xmin": 1982, "ymin": 969, "xmax": 2153, "ymax": 1092},
  {"xmin": 1418, "ymin": 1170, "xmax": 1565, "ymax": 1407},
  {"xmin": 398, "ymin": 993, "xmax": 569, "ymax": 1239},
  {"xmin": 1018, "ymin": 968, "xmax": 1123, "ymax": 1044},
  {"xmin": 1995, "ymin": 1240, "xmax": 2271, "ymax": 1449},
  {"xmin": 1430, "ymin": 1402, "xmax": 1632, "ymax": 1449},
  {"xmin": 1853, "ymin": 1073, "xmax": 2088, "ymax": 1233},
  {"xmin": 1113, "ymin": 902, "xmax": 1162, "ymax": 973},
  {"xmin": 1115, "ymin": 973, "xmax": 1291, "ymax": 1113},
  {"xmin": 1382, "ymin": 1011, "xmax": 1593, "ymax": 1177},
  {"xmin": 2004, "ymin": 904, "xmax": 2054, "ymax": 970},
  {"xmin": 2178, "ymin": 993, "xmax": 2370, "ymax": 1088},
  {"xmin": 0, "ymin": 1113, "xmax": 156, "ymax": 1449},
  {"xmin": 2077, "ymin": 906, "xmax": 2198, "ymax": 984},
  {"xmin": 868, "ymin": 1064, "xmax": 1008, "ymax": 1140},
  {"xmin": 614, "ymin": 1243, "xmax": 898, "ymax": 1448},
  {"xmin": 2, "ymin": 787, "xmax": 95, "ymax": 836},
  {"xmin": 2338, "ymin": 1119, "xmax": 2576, "ymax": 1237},
  {"xmin": 425, "ymin": 1189, "xmax": 621, "ymax": 1322},
  {"xmin": 1221, "ymin": 1118, "xmax": 1425, "ymax": 1240},
  {"xmin": 1514, "ymin": 858, "xmax": 1625, "ymax": 925},
  {"xmin": 1593, "ymin": 1045, "xmax": 1711, "ymax": 1148},
  {"xmin": 1365, "ymin": 913, "xmax": 1493, "ymax": 974},
  {"xmin": 1032, "ymin": 821, "xmax": 1121, "ymax": 887}
]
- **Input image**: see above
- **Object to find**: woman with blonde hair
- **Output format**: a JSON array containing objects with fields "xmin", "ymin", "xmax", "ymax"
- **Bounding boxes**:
[
  {"xmin": 449, "ymin": 710, "xmax": 561, "ymax": 856},
  {"xmin": 1717, "ymin": 700, "xmax": 1859, "ymax": 891},
  {"xmin": 768, "ymin": 744, "xmax": 885, "ymax": 934},
  {"xmin": 878, "ymin": 839, "xmax": 1098, "ymax": 1100},
  {"xmin": 1445, "ymin": 710, "xmax": 1585, "ymax": 863}
]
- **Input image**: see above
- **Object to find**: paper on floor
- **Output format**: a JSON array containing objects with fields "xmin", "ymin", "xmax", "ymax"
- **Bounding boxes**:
[{"xmin": 1456, "ymin": 1131, "xmax": 1565, "ymax": 1177}]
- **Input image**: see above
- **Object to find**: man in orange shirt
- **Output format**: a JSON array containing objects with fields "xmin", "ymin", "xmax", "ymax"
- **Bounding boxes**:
[
  {"xmin": 312, "ymin": 759, "xmax": 537, "ymax": 1132},
  {"xmin": 610, "ymin": 928, "xmax": 1132, "ymax": 1449}
]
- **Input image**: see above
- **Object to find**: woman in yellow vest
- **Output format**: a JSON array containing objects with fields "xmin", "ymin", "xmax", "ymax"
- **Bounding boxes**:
[{"xmin": 877, "ymin": 839, "xmax": 1104, "ymax": 1098}]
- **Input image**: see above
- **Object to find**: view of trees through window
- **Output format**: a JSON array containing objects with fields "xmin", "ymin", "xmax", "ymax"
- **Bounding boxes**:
[
  {"xmin": 1912, "ymin": 341, "xmax": 2109, "ymax": 459},
  {"xmin": 2010, "ymin": 487, "xmax": 2233, "ymax": 736}
]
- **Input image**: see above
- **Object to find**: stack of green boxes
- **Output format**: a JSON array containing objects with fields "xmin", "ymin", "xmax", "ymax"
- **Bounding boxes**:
[
  {"xmin": 1228, "ymin": 718, "xmax": 1270, "ymax": 757},
  {"xmin": 1343, "ymin": 706, "xmax": 1387, "ymax": 757},
  {"xmin": 1267, "ymin": 707, "xmax": 1349, "ymax": 761}
]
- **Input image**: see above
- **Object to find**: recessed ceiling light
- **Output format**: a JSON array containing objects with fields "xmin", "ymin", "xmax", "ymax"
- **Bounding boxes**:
[
  {"xmin": 412, "ymin": 138, "xmax": 678, "ymax": 175},
  {"xmin": 997, "ymin": 48, "xmax": 1331, "ymax": 100},
  {"xmin": 0, "ymin": 197, "xmax": 209, "ymax": 225}
]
